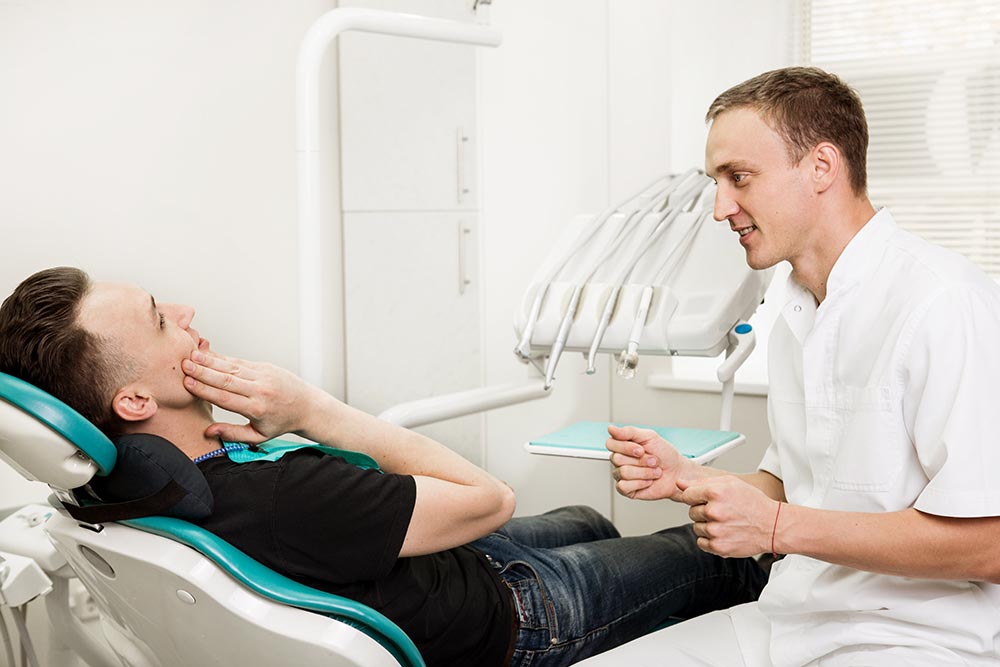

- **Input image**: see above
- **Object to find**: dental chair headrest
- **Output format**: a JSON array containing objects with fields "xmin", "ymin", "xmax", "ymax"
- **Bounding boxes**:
[
  {"xmin": 85, "ymin": 433, "xmax": 214, "ymax": 521},
  {"xmin": 0, "ymin": 372, "xmax": 212, "ymax": 521}
]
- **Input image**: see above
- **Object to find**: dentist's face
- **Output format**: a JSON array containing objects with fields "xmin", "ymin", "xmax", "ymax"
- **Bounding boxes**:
[
  {"xmin": 77, "ymin": 282, "xmax": 210, "ymax": 410},
  {"xmin": 705, "ymin": 107, "xmax": 813, "ymax": 270}
]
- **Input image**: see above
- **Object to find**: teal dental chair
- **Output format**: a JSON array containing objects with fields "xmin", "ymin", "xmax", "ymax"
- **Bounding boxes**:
[{"xmin": 0, "ymin": 372, "xmax": 424, "ymax": 667}]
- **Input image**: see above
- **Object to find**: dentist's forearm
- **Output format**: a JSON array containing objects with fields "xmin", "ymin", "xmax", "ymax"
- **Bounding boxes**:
[{"xmin": 774, "ymin": 505, "xmax": 1000, "ymax": 582}]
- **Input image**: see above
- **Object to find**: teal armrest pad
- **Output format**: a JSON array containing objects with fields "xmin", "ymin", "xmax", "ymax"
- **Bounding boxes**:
[
  {"xmin": 124, "ymin": 516, "xmax": 424, "ymax": 667},
  {"xmin": 528, "ymin": 421, "xmax": 741, "ymax": 459}
]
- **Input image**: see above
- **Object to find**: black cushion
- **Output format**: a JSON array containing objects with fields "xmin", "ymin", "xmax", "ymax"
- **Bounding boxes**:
[{"xmin": 85, "ymin": 433, "xmax": 214, "ymax": 520}]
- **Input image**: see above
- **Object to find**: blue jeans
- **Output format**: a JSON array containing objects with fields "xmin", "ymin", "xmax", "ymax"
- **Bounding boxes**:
[{"xmin": 470, "ymin": 506, "xmax": 767, "ymax": 667}]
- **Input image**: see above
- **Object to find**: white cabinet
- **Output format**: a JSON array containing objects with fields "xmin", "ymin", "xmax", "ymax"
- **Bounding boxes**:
[
  {"xmin": 338, "ymin": 0, "xmax": 479, "ymax": 212},
  {"xmin": 338, "ymin": 0, "xmax": 484, "ymax": 463},
  {"xmin": 343, "ymin": 212, "xmax": 482, "ymax": 463}
]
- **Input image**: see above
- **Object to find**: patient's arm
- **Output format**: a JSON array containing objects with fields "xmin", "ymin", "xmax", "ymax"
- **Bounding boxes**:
[{"xmin": 182, "ymin": 350, "xmax": 516, "ymax": 556}]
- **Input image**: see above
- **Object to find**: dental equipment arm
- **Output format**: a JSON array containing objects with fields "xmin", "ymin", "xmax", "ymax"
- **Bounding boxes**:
[
  {"xmin": 297, "ymin": 8, "xmax": 502, "ymax": 390},
  {"xmin": 378, "ymin": 380, "xmax": 551, "ymax": 429},
  {"xmin": 715, "ymin": 322, "xmax": 755, "ymax": 431},
  {"xmin": 182, "ymin": 351, "xmax": 516, "ymax": 556}
]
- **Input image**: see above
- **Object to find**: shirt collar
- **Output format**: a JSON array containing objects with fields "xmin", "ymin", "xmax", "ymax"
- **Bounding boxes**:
[
  {"xmin": 779, "ymin": 208, "xmax": 896, "ymax": 344},
  {"xmin": 781, "ymin": 276, "xmax": 817, "ymax": 344},
  {"xmin": 825, "ymin": 207, "xmax": 897, "ymax": 298}
]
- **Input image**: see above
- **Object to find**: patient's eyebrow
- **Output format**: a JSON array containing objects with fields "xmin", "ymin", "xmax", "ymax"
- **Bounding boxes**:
[{"xmin": 149, "ymin": 295, "xmax": 159, "ymax": 327}]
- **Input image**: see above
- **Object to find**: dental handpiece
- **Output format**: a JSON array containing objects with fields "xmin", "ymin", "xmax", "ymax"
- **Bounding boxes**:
[
  {"xmin": 543, "ymin": 284, "xmax": 583, "ymax": 389},
  {"xmin": 585, "ymin": 285, "xmax": 622, "ymax": 374},
  {"xmin": 514, "ymin": 286, "xmax": 548, "ymax": 360},
  {"xmin": 617, "ymin": 285, "xmax": 654, "ymax": 379}
]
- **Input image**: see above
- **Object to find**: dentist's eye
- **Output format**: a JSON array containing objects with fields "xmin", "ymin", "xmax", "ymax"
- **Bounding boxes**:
[{"xmin": 732, "ymin": 173, "xmax": 745, "ymax": 184}]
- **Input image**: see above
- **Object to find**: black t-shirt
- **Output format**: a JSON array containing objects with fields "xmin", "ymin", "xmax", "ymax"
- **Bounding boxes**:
[{"xmin": 194, "ymin": 448, "xmax": 513, "ymax": 666}]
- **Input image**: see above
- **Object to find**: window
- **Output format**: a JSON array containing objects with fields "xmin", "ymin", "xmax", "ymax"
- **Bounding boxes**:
[{"xmin": 804, "ymin": 0, "xmax": 1000, "ymax": 274}]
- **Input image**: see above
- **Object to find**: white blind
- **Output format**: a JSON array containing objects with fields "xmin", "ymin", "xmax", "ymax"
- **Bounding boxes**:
[{"xmin": 803, "ymin": 0, "xmax": 1000, "ymax": 274}]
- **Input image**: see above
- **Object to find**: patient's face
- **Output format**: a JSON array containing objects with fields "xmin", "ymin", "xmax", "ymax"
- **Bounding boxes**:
[{"xmin": 78, "ymin": 282, "xmax": 209, "ymax": 410}]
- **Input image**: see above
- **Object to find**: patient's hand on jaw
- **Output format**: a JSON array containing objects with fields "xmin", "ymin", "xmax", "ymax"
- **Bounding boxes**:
[
  {"xmin": 606, "ymin": 425, "xmax": 690, "ymax": 502},
  {"xmin": 181, "ymin": 350, "xmax": 331, "ymax": 444}
]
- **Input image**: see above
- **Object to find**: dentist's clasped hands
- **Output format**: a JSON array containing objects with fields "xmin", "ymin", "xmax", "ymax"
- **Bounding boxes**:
[{"xmin": 607, "ymin": 424, "xmax": 780, "ymax": 558}]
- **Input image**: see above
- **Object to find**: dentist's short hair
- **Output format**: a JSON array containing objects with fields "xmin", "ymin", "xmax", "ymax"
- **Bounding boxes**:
[
  {"xmin": 0, "ymin": 267, "xmax": 131, "ymax": 435},
  {"xmin": 706, "ymin": 66, "xmax": 869, "ymax": 196}
]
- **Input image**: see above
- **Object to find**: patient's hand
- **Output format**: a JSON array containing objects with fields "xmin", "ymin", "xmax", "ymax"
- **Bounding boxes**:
[
  {"xmin": 182, "ymin": 350, "xmax": 329, "ymax": 444},
  {"xmin": 606, "ymin": 425, "xmax": 692, "ymax": 501}
]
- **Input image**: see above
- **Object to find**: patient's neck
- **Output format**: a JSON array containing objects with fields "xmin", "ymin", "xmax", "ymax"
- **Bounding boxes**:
[{"xmin": 123, "ymin": 401, "xmax": 222, "ymax": 461}]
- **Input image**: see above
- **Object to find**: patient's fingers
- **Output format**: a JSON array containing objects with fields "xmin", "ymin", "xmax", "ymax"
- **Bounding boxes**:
[
  {"xmin": 182, "ymin": 358, "xmax": 252, "ymax": 397},
  {"xmin": 190, "ymin": 350, "xmax": 258, "ymax": 379},
  {"xmin": 183, "ymin": 373, "xmax": 253, "ymax": 413}
]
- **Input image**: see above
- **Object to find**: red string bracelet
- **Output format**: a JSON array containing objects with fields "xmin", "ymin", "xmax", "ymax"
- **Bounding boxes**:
[{"xmin": 771, "ymin": 501, "xmax": 783, "ymax": 559}]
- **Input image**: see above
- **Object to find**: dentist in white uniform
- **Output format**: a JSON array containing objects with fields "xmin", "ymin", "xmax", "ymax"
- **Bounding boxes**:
[{"xmin": 587, "ymin": 66, "xmax": 1000, "ymax": 667}]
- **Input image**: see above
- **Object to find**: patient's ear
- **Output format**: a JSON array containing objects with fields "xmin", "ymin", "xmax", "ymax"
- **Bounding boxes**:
[{"xmin": 112, "ymin": 387, "xmax": 158, "ymax": 422}]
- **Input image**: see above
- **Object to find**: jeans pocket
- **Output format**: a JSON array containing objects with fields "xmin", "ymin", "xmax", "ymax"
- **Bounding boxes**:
[{"xmin": 501, "ymin": 561, "xmax": 559, "ymax": 640}]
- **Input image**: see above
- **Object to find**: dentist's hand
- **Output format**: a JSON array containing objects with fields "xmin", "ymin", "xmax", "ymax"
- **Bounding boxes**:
[
  {"xmin": 677, "ymin": 475, "xmax": 779, "ymax": 558},
  {"xmin": 606, "ymin": 425, "xmax": 693, "ymax": 501},
  {"xmin": 182, "ymin": 350, "xmax": 330, "ymax": 444}
]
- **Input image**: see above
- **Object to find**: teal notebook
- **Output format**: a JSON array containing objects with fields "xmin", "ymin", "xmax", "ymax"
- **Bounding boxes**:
[{"xmin": 526, "ymin": 421, "xmax": 743, "ymax": 463}]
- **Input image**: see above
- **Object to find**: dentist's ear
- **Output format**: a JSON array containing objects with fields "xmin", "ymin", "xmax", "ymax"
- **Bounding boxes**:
[
  {"xmin": 811, "ymin": 142, "xmax": 841, "ymax": 194},
  {"xmin": 112, "ymin": 387, "xmax": 159, "ymax": 422}
]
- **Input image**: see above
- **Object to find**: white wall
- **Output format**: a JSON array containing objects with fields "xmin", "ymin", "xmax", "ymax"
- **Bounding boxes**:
[{"xmin": 0, "ymin": 1, "xmax": 343, "ymax": 507}]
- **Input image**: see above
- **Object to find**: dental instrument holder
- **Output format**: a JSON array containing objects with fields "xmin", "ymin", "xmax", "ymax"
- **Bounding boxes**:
[{"xmin": 513, "ymin": 174, "xmax": 771, "ymax": 432}]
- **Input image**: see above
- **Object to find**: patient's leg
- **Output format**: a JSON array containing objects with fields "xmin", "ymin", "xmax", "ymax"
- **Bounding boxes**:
[
  {"xmin": 472, "ymin": 523, "xmax": 768, "ymax": 667},
  {"xmin": 482, "ymin": 505, "xmax": 619, "ymax": 549}
]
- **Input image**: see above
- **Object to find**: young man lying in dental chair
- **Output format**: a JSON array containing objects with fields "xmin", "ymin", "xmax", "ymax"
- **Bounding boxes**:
[{"xmin": 0, "ymin": 267, "xmax": 767, "ymax": 667}]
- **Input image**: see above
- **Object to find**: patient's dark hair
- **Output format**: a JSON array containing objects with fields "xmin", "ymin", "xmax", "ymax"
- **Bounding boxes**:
[
  {"xmin": 706, "ymin": 66, "xmax": 869, "ymax": 196},
  {"xmin": 0, "ymin": 267, "xmax": 130, "ymax": 435}
]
